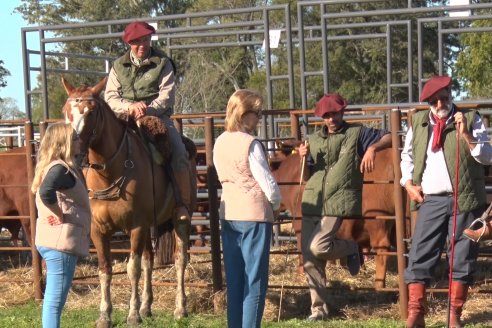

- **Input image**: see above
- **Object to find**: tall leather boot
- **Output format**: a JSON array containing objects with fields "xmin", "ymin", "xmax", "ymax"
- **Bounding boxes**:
[
  {"xmin": 407, "ymin": 283, "xmax": 426, "ymax": 328},
  {"xmin": 463, "ymin": 220, "xmax": 492, "ymax": 242},
  {"xmin": 449, "ymin": 281, "xmax": 468, "ymax": 328},
  {"xmin": 174, "ymin": 170, "xmax": 193, "ymax": 221}
]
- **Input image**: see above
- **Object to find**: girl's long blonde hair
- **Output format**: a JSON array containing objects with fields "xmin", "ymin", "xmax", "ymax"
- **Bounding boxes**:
[
  {"xmin": 31, "ymin": 123, "xmax": 77, "ymax": 193},
  {"xmin": 224, "ymin": 89, "xmax": 263, "ymax": 132}
]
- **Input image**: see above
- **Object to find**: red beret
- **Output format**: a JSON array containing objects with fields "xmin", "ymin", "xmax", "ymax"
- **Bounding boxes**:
[
  {"xmin": 122, "ymin": 21, "xmax": 155, "ymax": 43},
  {"xmin": 314, "ymin": 93, "xmax": 348, "ymax": 117},
  {"xmin": 420, "ymin": 76, "xmax": 451, "ymax": 102}
]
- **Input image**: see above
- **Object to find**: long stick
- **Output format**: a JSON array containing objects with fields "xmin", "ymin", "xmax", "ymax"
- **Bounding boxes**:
[
  {"xmin": 277, "ymin": 142, "xmax": 306, "ymax": 322},
  {"xmin": 446, "ymin": 124, "xmax": 461, "ymax": 328}
]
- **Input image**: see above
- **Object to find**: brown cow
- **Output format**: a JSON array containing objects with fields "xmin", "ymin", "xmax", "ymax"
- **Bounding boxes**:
[
  {"xmin": 0, "ymin": 147, "xmax": 32, "ymax": 247},
  {"xmin": 271, "ymin": 145, "xmax": 396, "ymax": 289}
]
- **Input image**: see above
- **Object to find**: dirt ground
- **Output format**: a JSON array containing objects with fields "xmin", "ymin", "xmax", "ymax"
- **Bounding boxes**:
[{"xmin": 0, "ymin": 235, "xmax": 491, "ymax": 326}]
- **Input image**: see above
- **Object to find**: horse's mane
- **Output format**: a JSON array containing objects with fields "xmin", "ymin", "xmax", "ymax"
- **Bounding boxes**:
[{"xmin": 93, "ymin": 93, "xmax": 127, "ymax": 125}]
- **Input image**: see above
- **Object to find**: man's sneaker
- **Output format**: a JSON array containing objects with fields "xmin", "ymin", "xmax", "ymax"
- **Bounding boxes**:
[{"xmin": 346, "ymin": 251, "xmax": 361, "ymax": 276}]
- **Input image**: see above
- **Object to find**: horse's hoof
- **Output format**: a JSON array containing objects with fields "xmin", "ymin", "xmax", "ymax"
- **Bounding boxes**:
[
  {"xmin": 127, "ymin": 314, "xmax": 143, "ymax": 326},
  {"xmin": 95, "ymin": 318, "xmax": 112, "ymax": 328},
  {"xmin": 374, "ymin": 280, "xmax": 385, "ymax": 290},
  {"xmin": 174, "ymin": 308, "xmax": 188, "ymax": 320},
  {"xmin": 139, "ymin": 308, "xmax": 152, "ymax": 318}
]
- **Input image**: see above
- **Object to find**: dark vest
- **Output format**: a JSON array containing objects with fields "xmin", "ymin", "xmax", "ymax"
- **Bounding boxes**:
[
  {"xmin": 302, "ymin": 123, "xmax": 363, "ymax": 217},
  {"xmin": 112, "ymin": 48, "xmax": 170, "ymax": 104},
  {"xmin": 411, "ymin": 109, "xmax": 486, "ymax": 212}
]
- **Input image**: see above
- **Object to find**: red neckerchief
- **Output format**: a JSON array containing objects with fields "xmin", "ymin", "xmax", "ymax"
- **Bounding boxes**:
[{"xmin": 431, "ymin": 113, "xmax": 449, "ymax": 152}]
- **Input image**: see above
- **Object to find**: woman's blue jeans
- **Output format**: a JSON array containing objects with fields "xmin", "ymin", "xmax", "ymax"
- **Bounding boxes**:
[
  {"xmin": 221, "ymin": 220, "xmax": 272, "ymax": 328},
  {"xmin": 37, "ymin": 246, "xmax": 77, "ymax": 328}
]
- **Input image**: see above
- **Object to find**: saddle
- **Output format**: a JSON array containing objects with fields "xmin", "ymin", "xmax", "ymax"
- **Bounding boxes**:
[
  {"xmin": 120, "ymin": 115, "xmax": 196, "ymax": 165},
  {"xmin": 135, "ymin": 116, "xmax": 170, "ymax": 165}
]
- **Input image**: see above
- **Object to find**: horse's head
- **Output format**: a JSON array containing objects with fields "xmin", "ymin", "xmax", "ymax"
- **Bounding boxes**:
[{"xmin": 62, "ymin": 76, "xmax": 108, "ymax": 136}]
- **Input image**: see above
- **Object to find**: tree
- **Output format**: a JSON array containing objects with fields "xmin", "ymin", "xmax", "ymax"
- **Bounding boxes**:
[
  {"xmin": 0, "ymin": 98, "xmax": 25, "ymax": 120},
  {"xmin": 454, "ymin": 18, "xmax": 492, "ymax": 99},
  {"xmin": 16, "ymin": 0, "xmax": 194, "ymax": 122},
  {"xmin": 0, "ymin": 60, "xmax": 11, "ymax": 101}
]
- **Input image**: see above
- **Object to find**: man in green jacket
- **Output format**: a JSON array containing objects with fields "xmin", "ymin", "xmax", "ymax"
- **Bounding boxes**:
[
  {"xmin": 105, "ymin": 21, "xmax": 192, "ymax": 222},
  {"xmin": 298, "ymin": 93, "xmax": 391, "ymax": 321},
  {"xmin": 401, "ymin": 76, "xmax": 492, "ymax": 328}
]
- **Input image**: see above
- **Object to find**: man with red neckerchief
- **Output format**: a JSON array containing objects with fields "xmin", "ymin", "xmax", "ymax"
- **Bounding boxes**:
[{"xmin": 400, "ymin": 75, "xmax": 492, "ymax": 328}]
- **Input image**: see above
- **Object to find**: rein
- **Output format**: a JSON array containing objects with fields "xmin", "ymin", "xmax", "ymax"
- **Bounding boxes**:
[
  {"xmin": 74, "ymin": 96, "xmax": 135, "ymax": 200},
  {"xmin": 85, "ymin": 128, "xmax": 129, "ymax": 171},
  {"xmin": 87, "ymin": 132, "xmax": 134, "ymax": 200}
]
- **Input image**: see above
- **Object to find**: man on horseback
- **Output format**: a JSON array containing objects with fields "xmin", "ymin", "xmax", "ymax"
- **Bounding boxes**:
[{"xmin": 105, "ymin": 21, "xmax": 192, "ymax": 222}]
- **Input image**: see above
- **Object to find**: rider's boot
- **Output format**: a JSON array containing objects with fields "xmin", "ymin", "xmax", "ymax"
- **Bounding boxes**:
[
  {"xmin": 463, "ymin": 220, "xmax": 492, "ymax": 242},
  {"xmin": 449, "ymin": 281, "xmax": 469, "ymax": 328},
  {"xmin": 174, "ymin": 170, "xmax": 193, "ymax": 221}
]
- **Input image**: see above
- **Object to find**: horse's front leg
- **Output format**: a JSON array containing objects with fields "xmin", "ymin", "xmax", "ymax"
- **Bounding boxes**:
[
  {"xmin": 93, "ymin": 231, "xmax": 113, "ymax": 328},
  {"xmin": 139, "ymin": 236, "xmax": 154, "ymax": 318},
  {"xmin": 173, "ymin": 218, "xmax": 190, "ymax": 319},
  {"xmin": 127, "ymin": 227, "xmax": 145, "ymax": 325}
]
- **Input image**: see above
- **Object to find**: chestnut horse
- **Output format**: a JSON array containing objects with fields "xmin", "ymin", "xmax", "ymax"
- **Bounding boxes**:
[
  {"xmin": 61, "ymin": 77, "xmax": 194, "ymax": 327},
  {"xmin": 0, "ymin": 147, "xmax": 32, "ymax": 247},
  {"xmin": 271, "ymin": 145, "xmax": 396, "ymax": 289}
]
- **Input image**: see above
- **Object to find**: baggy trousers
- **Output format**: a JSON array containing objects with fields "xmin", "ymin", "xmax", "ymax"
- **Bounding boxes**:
[{"xmin": 301, "ymin": 215, "xmax": 358, "ymax": 318}]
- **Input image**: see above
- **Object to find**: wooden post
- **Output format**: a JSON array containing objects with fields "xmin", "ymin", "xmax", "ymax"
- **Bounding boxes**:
[
  {"xmin": 25, "ymin": 122, "xmax": 43, "ymax": 300},
  {"xmin": 5, "ymin": 136, "xmax": 13, "ymax": 149},
  {"xmin": 204, "ymin": 117, "xmax": 223, "ymax": 311},
  {"xmin": 38, "ymin": 121, "xmax": 48, "ymax": 139},
  {"xmin": 290, "ymin": 112, "xmax": 300, "ymax": 140},
  {"xmin": 391, "ymin": 109, "xmax": 408, "ymax": 320}
]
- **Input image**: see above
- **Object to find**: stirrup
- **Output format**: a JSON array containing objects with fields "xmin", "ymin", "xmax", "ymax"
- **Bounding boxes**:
[
  {"xmin": 464, "ymin": 218, "xmax": 487, "ymax": 242},
  {"xmin": 176, "ymin": 206, "xmax": 190, "ymax": 221}
]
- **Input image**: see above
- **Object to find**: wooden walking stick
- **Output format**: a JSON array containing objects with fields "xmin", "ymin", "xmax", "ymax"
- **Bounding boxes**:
[{"xmin": 277, "ymin": 120, "xmax": 309, "ymax": 322}]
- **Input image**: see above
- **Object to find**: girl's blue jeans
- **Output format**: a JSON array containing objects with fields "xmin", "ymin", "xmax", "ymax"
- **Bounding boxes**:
[{"xmin": 37, "ymin": 246, "xmax": 77, "ymax": 328}]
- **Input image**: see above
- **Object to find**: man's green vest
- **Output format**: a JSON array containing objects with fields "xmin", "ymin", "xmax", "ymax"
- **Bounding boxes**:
[
  {"xmin": 411, "ymin": 109, "xmax": 486, "ymax": 212},
  {"xmin": 112, "ymin": 48, "xmax": 170, "ymax": 104},
  {"xmin": 301, "ymin": 123, "xmax": 363, "ymax": 217}
]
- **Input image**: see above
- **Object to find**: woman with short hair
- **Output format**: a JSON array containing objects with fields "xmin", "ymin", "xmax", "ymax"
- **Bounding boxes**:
[{"xmin": 213, "ymin": 89, "xmax": 281, "ymax": 328}]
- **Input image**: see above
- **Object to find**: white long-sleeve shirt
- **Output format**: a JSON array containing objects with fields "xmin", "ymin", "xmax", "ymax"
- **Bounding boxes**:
[
  {"xmin": 400, "ymin": 110, "xmax": 492, "ymax": 194},
  {"xmin": 248, "ymin": 140, "xmax": 282, "ymax": 211}
]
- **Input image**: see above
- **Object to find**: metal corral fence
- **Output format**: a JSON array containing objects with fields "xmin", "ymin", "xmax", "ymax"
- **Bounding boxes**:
[
  {"xmin": 21, "ymin": 2, "xmax": 492, "ymax": 124},
  {"xmin": 2, "ymin": 102, "xmax": 492, "ymax": 319},
  {"xmin": 9, "ymin": 0, "xmax": 492, "ymax": 320}
]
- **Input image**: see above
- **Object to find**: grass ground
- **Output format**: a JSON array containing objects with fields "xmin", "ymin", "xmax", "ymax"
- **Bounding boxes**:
[{"xmin": 0, "ymin": 235, "xmax": 491, "ymax": 327}]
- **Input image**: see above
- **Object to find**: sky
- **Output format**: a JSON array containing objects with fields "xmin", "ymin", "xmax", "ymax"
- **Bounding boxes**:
[{"xmin": 0, "ymin": 1, "xmax": 34, "ymax": 113}]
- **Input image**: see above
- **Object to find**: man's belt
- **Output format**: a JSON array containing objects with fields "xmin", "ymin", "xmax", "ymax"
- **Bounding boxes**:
[{"xmin": 425, "ymin": 192, "xmax": 454, "ymax": 197}]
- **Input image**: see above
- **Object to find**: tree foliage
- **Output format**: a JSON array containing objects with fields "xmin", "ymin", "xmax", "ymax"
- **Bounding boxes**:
[
  {"xmin": 0, "ymin": 60, "xmax": 11, "ymax": 101},
  {"xmin": 15, "ymin": 0, "xmax": 194, "ymax": 121},
  {"xmin": 454, "ymin": 17, "xmax": 492, "ymax": 99},
  {"xmin": 0, "ymin": 97, "xmax": 25, "ymax": 120},
  {"xmin": 15, "ymin": 0, "xmax": 489, "ymax": 122}
]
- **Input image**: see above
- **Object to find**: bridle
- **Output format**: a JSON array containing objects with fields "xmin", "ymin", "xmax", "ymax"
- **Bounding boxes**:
[{"xmin": 68, "ymin": 95, "xmax": 134, "ymax": 200}]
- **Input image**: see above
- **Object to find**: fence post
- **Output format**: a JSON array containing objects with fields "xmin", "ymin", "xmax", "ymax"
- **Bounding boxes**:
[
  {"xmin": 204, "ymin": 117, "xmax": 223, "ymax": 311},
  {"xmin": 290, "ymin": 112, "xmax": 300, "ymax": 140},
  {"xmin": 391, "ymin": 109, "xmax": 408, "ymax": 320},
  {"xmin": 25, "ymin": 121, "xmax": 43, "ymax": 300},
  {"xmin": 39, "ymin": 121, "xmax": 48, "ymax": 139}
]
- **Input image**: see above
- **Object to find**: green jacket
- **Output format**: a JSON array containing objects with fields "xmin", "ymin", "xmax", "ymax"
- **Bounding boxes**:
[
  {"xmin": 112, "ymin": 48, "xmax": 170, "ymax": 104},
  {"xmin": 411, "ymin": 109, "xmax": 486, "ymax": 212},
  {"xmin": 302, "ymin": 123, "xmax": 363, "ymax": 217}
]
